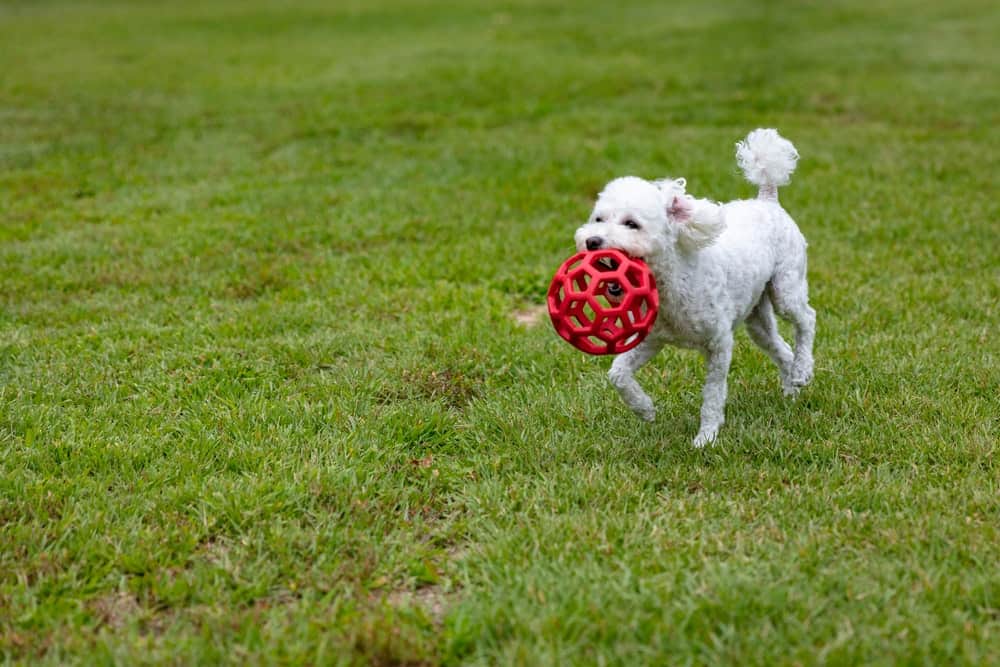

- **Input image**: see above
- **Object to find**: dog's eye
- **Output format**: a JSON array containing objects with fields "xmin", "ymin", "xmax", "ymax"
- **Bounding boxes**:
[
  {"xmin": 594, "ymin": 215, "xmax": 604, "ymax": 223},
  {"xmin": 623, "ymin": 219, "xmax": 641, "ymax": 230}
]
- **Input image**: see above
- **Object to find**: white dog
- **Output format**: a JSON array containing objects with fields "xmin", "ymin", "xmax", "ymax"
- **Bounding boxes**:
[{"xmin": 574, "ymin": 129, "xmax": 816, "ymax": 447}]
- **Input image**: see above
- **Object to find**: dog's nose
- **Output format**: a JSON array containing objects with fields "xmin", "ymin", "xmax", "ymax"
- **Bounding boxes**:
[{"xmin": 586, "ymin": 236, "xmax": 604, "ymax": 251}]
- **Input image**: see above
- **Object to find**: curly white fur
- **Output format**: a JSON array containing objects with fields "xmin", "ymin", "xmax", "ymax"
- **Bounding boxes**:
[
  {"xmin": 736, "ymin": 128, "xmax": 799, "ymax": 201},
  {"xmin": 574, "ymin": 129, "xmax": 816, "ymax": 447}
]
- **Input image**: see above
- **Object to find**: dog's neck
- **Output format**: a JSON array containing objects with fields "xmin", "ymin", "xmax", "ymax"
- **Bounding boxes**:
[{"xmin": 648, "ymin": 245, "xmax": 692, "ymax": 288}]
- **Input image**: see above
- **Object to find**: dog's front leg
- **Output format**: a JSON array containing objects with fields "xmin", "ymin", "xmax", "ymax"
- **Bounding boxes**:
[
  {"xmin": 608, "ymin": 338, "xmax": 663, "ymax": 422},
  {"xmin": 693, "ymin": 335, "xmax": 734, "ymax": 447}
]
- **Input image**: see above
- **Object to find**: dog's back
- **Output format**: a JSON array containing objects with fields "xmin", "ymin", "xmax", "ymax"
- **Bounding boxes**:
[{"xmin": 710, "ymin": 129, "xmax": 807, "ymax": 292}]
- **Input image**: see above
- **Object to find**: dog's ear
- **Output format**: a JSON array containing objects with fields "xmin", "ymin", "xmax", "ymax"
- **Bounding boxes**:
[
  {"xmin": 653, "ymin": 177, "xmax": 686, "ymax": 196},
  {"xmin": 670, "ymin": 195, "xmax": 725, "ymax": 252},
  {"xmin": 668, "ymin": 193, "xmax": 695, "ymax": 221}
]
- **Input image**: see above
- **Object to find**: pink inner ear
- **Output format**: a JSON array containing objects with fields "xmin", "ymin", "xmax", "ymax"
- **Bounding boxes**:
[{"xmin": 669, "ymin": 195, "xmax": 693, "ymax": 221}]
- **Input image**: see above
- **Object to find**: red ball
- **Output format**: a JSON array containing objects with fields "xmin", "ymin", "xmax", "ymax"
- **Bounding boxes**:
[{"xmin": 547, "ymin": 249, "xmax": 659, "ymax": 355}]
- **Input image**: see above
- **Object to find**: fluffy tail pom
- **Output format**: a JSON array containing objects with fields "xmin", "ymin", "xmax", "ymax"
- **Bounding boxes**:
[{"xmin": 736, "ymin": 128, "xmax": 798, "ymax": 202}]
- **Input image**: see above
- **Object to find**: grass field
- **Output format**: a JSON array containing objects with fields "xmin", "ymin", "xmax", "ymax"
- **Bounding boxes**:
[{"xmin": 1, "ymin": 0, "xmax": 998, "ymax": 664}]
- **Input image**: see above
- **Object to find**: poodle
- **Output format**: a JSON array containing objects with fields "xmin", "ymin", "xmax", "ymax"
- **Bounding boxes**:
[{"xmin": 573, "ymin": 129, "xmax": 816, "ymax": 447}]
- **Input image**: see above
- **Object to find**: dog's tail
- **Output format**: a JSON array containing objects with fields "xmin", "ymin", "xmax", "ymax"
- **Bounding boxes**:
[{"xmin": 736, "ymin": 128, "xmax": 798, "ymax": 203}]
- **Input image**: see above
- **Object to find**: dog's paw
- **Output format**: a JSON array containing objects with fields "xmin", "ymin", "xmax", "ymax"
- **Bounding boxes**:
[
  {"xmin": 634, "ymin": 403, "xmax": 656, "ymax": 422},
  {"xmin": 625, "ymin": 394, "xmax": 656, "ymax": 422},
  {"xmin": 692, "ymin": 429, "xmax": 718, "ymax": 448},
  {"xmin": 782, "ymin": 371, "xmax": 812, "ymax": 397}
]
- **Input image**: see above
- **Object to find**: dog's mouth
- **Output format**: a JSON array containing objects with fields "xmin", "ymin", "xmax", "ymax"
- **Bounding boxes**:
[
  {"xmin": 596, "ymin": 256, "xmax": 625, "ymax": 303},
  {"xmin": 596, "ymin": 256, "xmax": 620, "ymax": 271}
]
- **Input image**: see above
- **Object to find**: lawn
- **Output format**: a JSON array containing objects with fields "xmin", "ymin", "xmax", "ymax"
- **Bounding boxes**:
[{"xmin": 1, "ymin": 0, "xmax": 998, "ymax": 664}]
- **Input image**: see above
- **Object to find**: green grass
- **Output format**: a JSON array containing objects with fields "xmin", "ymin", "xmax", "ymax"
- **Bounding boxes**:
[{"xmin": 1, "ymin": 0, "xmax": 998, "ymax": 664}]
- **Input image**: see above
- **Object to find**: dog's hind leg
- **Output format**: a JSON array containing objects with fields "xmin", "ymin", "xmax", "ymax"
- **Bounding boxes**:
[
  {"xmin": 769, "ymin": 270, "xmax": 816, "ymax": 395},
  {"xmin": 745, "ymin": 293, "xmax": 794, "ymax": 388},
  {"xmin": 608, "ymin": 338, "xmax": 664, "ymax": 422},
  {"xmin": 694, "ymin": 334, "xmax": 734, "ymax": 447}
]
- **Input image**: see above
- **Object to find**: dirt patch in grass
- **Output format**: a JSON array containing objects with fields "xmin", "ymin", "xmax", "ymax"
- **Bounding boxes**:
[
  {"xmin": 198, "ymin": 536, "xmax": 233, "ymax": 567},
  {"xmin": 378, "ymin": 368, "xmax": 481, "ymax": 409},
  {"xmin": 224, "ymin": 266, "xmax": 289, "ymax": 300},
  {"xmin": 374, "ymin": 544, "xmax": 470, "ymax": 627},
  {"xmin": 511, "ymin": 303, "xmax": 547, "ymax": 327},
  {"xmin": 350, "ymin": 585, "xmax": 450, "ymax": 666},
  {"xmin": 91, "ymin": 592, "xmax": 142, "ymax": 630},
  {"xmin": 386, "ymin": 586, "xmax": 451, "ymax": 626},
  {"xmin": 410, "ymin": 454, "xmax": 435, "ymax": 468}
]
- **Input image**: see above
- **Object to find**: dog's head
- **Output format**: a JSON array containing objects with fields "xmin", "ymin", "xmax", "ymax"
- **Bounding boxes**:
[{"xmin": 574, "ymin": 176, "xmax": 724, "ymax": 262}]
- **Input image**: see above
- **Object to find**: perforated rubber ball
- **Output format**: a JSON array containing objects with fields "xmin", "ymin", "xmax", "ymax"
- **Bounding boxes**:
[{"xmin": 547, "ymin": 249, "xmax": 659, "ymax": 355}]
